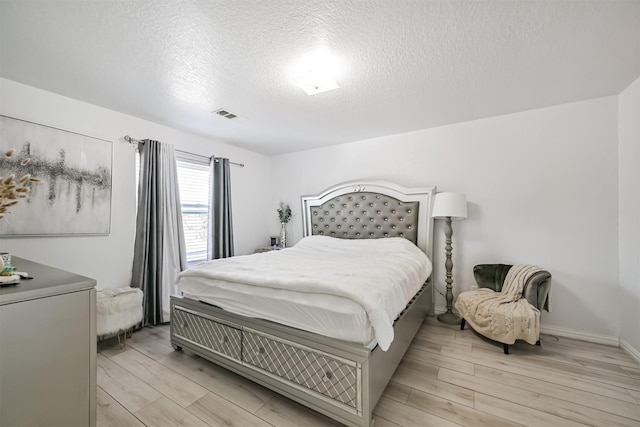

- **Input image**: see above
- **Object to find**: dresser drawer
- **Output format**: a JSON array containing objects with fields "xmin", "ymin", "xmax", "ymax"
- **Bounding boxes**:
[
  {"xmin": 172, "ymin": 306, "xmax": 242, "ymax": 360},
  {"xmin": 243, "ymin": 330, "xmax": 360, "ymax": 410}
]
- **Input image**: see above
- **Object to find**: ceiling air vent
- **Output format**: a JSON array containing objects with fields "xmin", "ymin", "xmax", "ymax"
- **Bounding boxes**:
[{"xmin": 212, "ymin": 108, "xmax": 239, "ymax": 120}]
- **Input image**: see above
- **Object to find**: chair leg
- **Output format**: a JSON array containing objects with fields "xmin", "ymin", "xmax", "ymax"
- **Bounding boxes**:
[
  {"xmin": 503, "ymin": 344, "xmax": 509, "ymax": 355},
  {"xmin": 460, "ymin": 318, "xmax": 466, "ymax": 330}
]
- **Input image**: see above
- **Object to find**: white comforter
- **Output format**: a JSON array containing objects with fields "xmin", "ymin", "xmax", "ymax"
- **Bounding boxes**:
[{"xmin": 177, "ymin": 235, "xmax": 432, "ymax": 351}]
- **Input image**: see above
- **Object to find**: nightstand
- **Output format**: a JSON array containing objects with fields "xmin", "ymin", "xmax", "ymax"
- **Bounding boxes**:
[{"xmin": 254, "ymin": 246, "xmax": 279, "ymax": 253}]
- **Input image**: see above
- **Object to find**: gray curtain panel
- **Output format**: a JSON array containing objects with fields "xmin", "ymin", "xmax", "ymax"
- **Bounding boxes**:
[
  {"xmin": 208, "ymin": 157, "xmax": 234, "ymax": 259},
  {"xmin": 131, "ymin": 139, "xmax": 187, "ymax": 326}
]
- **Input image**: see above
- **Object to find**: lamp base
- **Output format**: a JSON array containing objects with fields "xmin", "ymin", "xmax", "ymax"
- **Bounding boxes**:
[{"xmin": 437, "ymin": 311, "xmax": 461, "ymax": 325}]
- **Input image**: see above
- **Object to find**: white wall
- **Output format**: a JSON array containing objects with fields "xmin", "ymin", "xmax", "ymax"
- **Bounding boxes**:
[
  {"xmin": 271, "ymin": 96, "xmax": 621, "ymax": 340},
  {"xmin": 618, "ymin": 76, "xmax": 640, "ymax": 354},
  {"xmin": 2, "ymin": 77, "xmax": 632, "ymax": 349},
  {"xmin": 0, "ymin": 78, "xmax": 272, "ymax": 289}
]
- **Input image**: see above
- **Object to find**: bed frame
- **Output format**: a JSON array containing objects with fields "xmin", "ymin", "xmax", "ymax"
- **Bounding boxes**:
[{"xmin": 170, "ymin": 181, "xmax": 436, "ymax": 427}]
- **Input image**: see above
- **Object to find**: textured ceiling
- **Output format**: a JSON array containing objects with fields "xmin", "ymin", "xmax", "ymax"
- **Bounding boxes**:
[{"xmin": 1, "ymin": 0, "xmax": 639, "ymax": 155}]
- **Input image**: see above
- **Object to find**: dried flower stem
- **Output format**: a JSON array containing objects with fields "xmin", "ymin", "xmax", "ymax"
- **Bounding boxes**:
[{"xmin": 0, "ymin": 149, "xmax": 41, "ymax": 219}]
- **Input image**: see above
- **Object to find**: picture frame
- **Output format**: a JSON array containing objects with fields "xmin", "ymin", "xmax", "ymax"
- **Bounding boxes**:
[{"xmin": 0, "ymin": 115, "xmax": 113, "ymax": 236}]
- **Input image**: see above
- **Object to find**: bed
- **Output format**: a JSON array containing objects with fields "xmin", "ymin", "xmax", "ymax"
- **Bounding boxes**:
[{"xmin": 170, "ymin": 181, "xmax": 435, "ymax": 427}]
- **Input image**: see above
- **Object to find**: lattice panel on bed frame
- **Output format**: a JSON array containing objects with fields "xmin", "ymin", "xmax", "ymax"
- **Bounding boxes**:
[
  {"xmin": 243, "ymin": 330, "xmax": 359, "ymax": 410},
  {"xmin": 309, "ymin": 192, "xmax": 419, "ymax": 244},
  {"xmin": 172, "ymin": 307, "xmax": 242, "ymax": 360}
]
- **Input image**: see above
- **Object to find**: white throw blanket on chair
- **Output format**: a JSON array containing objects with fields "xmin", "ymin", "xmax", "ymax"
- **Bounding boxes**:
[{"xmin": 455, "ymin": 264, "xmax": 544, "ymax": 345}]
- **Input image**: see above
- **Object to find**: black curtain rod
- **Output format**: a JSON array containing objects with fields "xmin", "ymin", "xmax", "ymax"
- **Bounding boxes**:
[{"xmin": 123, "ymin": 135, "xmax": 245, "ymax": 167}]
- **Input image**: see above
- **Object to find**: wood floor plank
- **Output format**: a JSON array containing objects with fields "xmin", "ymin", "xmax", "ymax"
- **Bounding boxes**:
[
  {"xmin": 408, "ymin": 336, "xmax": 444, "ymax": 355},
  {"xmin": 407, "ymin": 388, "xmax": 522, "ymax": 427},
  {"xmin": 419, "ymin": 318, "xmax": 458, "ymax": 337},
  {"xmin": 97, "ymin": 386, "xmax": 146, "ymax": 427},
  {"xmin": 533, "ymin": 347, "xmax": 633, "ymax": 378},
  {"xmin": 417, "ymin": 329, "xmax": 474, "ymax": 352},
  {"xmin": 98, "ymin": 326, "xmax": 173, "ymax": 361},
  {"xmin": 126, "ymin": 327, "xmax": 175, "ymax": 361},
  {"xmin": 97, "ymin": 353, "xmax": 162, "ymax": 413},
  {"xmin": 404, "ymin": 345, "xmax": 475, "ymax": 375},
  {"xmin": 381, "ymin": 380, "xmax": 411, "ymax": 404},
  {"xmin": 187, "ymin": 392, "xmax": 274, "ymax": 427},
  {"xmin": 159, "ymin": 351, "xmax": 274, "ymax": 413},
  {"xmin": 469, "ymin": 344, "xmax": 640, "ymax": 392},
  {"xmin": 475, "ymin": 365, "xmax": 640, "ymax": 421},
  {"xmin": 397, "ymin": 356, "xmax": 439, "ymax": 378},
  {"xmin": 97, "ymin": 336, "xmax": 131, "ymax": 359},
  {"xmin": 541, "ymin": 334, "xmax": 636, "ymax": 359},
  {"xmin": 372, "ymin": 415, "xmax": 403, "ymax": 427},
  {"xmin": 135, "ymin": 396, "xmax": 210, "ymax": 427},
  {"xmin": 392, "ymin": 364, "xmax": 474, "ymax": 407},
  {"xmin": 621, "ymin": 365, "xmax": 640, "ymax": 380},
  {"xmin": 254, "ymin": 395, "xmax": 342, "ymax": 427},
  {"xmin": 111, "ymin": 349, "xmax": 209, "ymax": 408},
  {"xmin": 468, "ymin": 338, "xmax": 636, "ymax": 381},
  {"xmin": 540, "ymin": 336, "xmax": 639, "ymax": 369},
  {"xmin": 141, "ymin": 324, "xmax": 171, "ymax": 341},
  {"xmin": 440, "ymin": 344, "xmax": 638, "ymax": 403},
  {"xmin": 455, "ymin": 329, "xmax": 513, "ymax": 351},
  {"xmin": 474, "ymin": 393, "xmax": 587, "ymax": 427},
  {"xmin": 373, "ymin": 396, "xmax": 460, "ymax": 427},
  {"xmin": 438, "ymin": 368, "xmax": 639, "ymax": 427}
]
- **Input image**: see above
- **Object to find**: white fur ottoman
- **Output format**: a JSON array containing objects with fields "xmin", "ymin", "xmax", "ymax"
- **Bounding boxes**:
[{"xmin": 96, "ymin": 287, "xmax": 143, "ymax": 341}]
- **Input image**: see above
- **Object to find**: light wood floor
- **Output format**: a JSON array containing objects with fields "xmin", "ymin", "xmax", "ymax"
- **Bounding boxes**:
[{"xmin": 97, "ymin": 317, "xmax": 640, "ymax": 427}]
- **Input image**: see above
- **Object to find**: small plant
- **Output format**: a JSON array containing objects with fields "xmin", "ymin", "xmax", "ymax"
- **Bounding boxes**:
[
  {"xmin": 0, "ymin": 149, "xmax": 42, "ymax": 219},
  {"xmin": 277, "ymin": 202, "xmax": 292, "ymax": 224}
]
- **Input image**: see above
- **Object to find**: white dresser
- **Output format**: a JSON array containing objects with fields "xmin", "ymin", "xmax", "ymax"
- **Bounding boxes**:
[{"xmin": 0, "ymin": 257, "xmax": 96, "ymax": 427}]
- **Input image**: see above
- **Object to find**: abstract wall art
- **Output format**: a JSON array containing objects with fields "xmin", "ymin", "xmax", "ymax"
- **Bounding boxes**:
[{"xmin": 0, "ymin": 116, "xmax": 112, "ymax": 235}]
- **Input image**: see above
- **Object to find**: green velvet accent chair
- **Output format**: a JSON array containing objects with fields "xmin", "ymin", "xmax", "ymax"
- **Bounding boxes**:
[{"xmin": 460, "ymin": 264, "xmax": 552, "ymax": 354}]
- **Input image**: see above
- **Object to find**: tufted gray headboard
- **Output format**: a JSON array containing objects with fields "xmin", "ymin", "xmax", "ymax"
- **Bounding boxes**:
[{"xmin": 301, "ymin": 181, "xmax": 436, "ymax": 259}]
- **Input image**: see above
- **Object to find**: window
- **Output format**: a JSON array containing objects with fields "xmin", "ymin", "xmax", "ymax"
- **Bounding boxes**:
[
  {"xmin": 135, "ymin": 150, "xmax": 211, "ymax": 264},
  {"xmin": 176, "ymin": 158, "xmax": 210, "ymax": 263}
]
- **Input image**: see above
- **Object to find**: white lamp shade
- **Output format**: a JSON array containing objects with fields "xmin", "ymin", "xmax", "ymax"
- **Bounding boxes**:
[{"xmin": 431, "ymin": 192, "xmax": 468, "ymax": 219}]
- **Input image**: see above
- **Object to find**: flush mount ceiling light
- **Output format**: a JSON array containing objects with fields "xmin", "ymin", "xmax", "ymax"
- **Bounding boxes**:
[
  {"xmin": 291, "ymin": 48, "xmax": 341, "ymax": 95},
  {"xmin": 292, "ymin": 71, "xmax": 339, "ymax": 95}
]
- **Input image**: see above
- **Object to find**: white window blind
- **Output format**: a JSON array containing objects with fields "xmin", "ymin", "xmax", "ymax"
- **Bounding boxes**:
[
  {"xmin": 135, "ymin": 149, "xmax": 211, "ymax": 264},
  {"xmin": 176, "ymin": 159, "xmax": 210, "ymax": 263}
]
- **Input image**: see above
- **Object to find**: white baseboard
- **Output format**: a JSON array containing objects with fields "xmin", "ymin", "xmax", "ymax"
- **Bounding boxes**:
[{"xmin": 620, "ymin": 338, "xmax": 640, "ymax": 363}]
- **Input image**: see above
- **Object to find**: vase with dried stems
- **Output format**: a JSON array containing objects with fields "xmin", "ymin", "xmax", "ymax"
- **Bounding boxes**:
[
  {"xmin": 277, "ymin": 202, "xmax": 292, "ymax": 248},
  {"xmin": 0, "ymin": 148, "xmax": 42, "ymax": 220}
]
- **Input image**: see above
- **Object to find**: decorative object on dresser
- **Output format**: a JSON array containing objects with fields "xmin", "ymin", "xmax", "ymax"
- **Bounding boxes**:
[
  {"xmin": 277, "ymin": 202, "xmax": 292, "ymax": 248},
  {"xmin": 431, "ymin": 191, "xmax": 468, "ymax": 325},
  {"xmin": 0, "ymin": 115, "xmax": 112, "ymax": 236},
  {"xmin": 456, "ymin": 264, "xmax": 552, "ymax": 354},
  {"xmin": 0, "ymin": 252, "xmax": 21, "ymax": 286},
  {"xmin": 171, "ymin": 181, "xmax": 436, "ymax": 427},
  {"xmin": 0, "ymin": 257, "xmax": 96, "ymax": 426}
]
